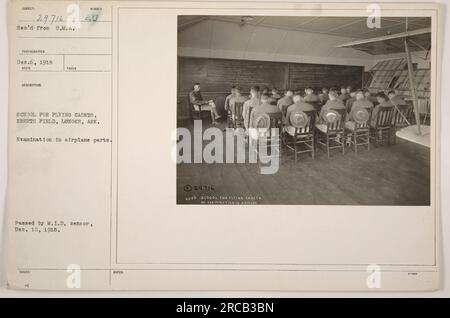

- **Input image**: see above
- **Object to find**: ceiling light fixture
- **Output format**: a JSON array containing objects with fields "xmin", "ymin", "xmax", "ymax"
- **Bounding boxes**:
[{"xmin": 241, "ymin": 16, "xmax": 255, "ymax": 24}]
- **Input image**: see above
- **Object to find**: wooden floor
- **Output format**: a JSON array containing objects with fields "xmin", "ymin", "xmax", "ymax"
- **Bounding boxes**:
[{"xmin": 177, "ymin": 119, "xmax": 430, "ymax": 205}]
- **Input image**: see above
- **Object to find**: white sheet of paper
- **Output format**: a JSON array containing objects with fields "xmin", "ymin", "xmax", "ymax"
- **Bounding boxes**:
[{"xmin": 4, "ymin": 0, "xmax": 442, "ymax": 291}]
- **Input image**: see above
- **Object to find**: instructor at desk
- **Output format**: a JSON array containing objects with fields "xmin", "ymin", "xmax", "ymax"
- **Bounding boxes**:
[{"xmin": 189, "ymin": 83, "xmax": 221, "ymax": 124}]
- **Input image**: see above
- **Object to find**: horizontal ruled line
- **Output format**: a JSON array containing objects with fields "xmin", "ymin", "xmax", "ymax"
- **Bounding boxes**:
[
  {"xmin": 19, "ymin": 70, "xmax": 111, "ymax": 73},
  {"xmin": 17, "ymin": 268, "xmax": 439, "ymax": 273},
  {"xmin": 18, "ymin": 20, "xmax": 112, "ymax": 23},
  {"xmin": 18, "ymin": 53, "xmax": 112, "ymax": 56},
  {"xmin": 19, "ymin": 36, "xmax": 112, "ymax": 39}
]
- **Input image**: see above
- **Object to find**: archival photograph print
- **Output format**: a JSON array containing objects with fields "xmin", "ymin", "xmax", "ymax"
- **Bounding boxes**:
[{"xmin": 176, "ymin": 15, "xmax": 432, "ymax": 205}]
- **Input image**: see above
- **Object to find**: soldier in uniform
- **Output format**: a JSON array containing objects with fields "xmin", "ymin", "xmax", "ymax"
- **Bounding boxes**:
[{"xmin": 189, "ymin": 83, "xmax": 221, "ymax": 124}]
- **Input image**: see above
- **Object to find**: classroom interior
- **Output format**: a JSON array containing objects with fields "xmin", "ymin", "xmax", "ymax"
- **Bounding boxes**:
[{"xmin": 176, "ymin": 15, "xmax": 432, "ymax": 205}]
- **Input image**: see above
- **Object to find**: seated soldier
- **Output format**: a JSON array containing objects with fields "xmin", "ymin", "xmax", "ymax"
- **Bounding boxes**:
[
  {"xmin": 338, "ymin": 87, "xmax": 350, "ymax": 103},
  {"xmin": 345, "ymin": 90, "xmax": 374, "ymax": 131},
  {"xmin": 224, "ymin": 85, "xmax": 237, "ymax": 112},
  {"xmin": 370, "ymin": 92, "xmax": 394, "ymax": 128},
  {"xmin": 387, "ymin": 90, "xmax": 407, "ymax": 106},
  {"xmin": 189, "ymin": 83, "xmax": 221, "ymax": 124},
  {"xmin": 345, "ymin": 90, "xmax": 358, "ymax": 112},
  {"xmin": 243, "ymin": 86, "xmax": 261, "ymax": 129},
  {"xmin": 319, "ymin": 88, "xmax": 329, "ymax": 104},
  {"xmin": 293, "ymin": 89, "xmax": 303, "ymax": 97},
  {"xmin": 303, "ymin": 87, "xmax": 320, "ymax": 104},
  {"xmin": 277, "ymin": 90, "xmax": 294, "ymax": 111},
  {"xmin": 260, "ymin": 86, "xmax": 274, "ymax": 104},
  {"xmin": 284, "ymin": 94, "xmax": 315, "ymax": 136},
  {"xmin": 229, "ymin": 86, "xmax": 249, "ymax": 120},
  {"xmin": 261, "ymin": 87, "xmax": 270, "ymax": 95},
  {"xmin": 317, "ymin": 90, "xmax": 346, "ymax": 125},
  {"xmin": 285, "ymin": 94, "xmax": 315, "ymax": 124},
  {"xmin": 346, "ymin": 86, "xmax": 353, "ymax": 95},
  {"xmin": 364, "ymin": 89, "xmax": 378, "ymax": 104},
  {"xmin": 250, "ymin": 93, "xmax": 281, "ymax": 128},
  {"xmin": 271, "ymin": 88, "xmax": 282, "ymax": 100}
]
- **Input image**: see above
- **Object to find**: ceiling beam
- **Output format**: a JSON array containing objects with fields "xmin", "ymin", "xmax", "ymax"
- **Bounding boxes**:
[
  {"xmin": 337, "ymin": 28, "xmax": 431, "ymax": 48},
  {"xmin": 325, "ymin": 17, "xmax": 366, "ymax": 32},
  {"xmin": 178, "ymin": 17, "xmax": 208, "ymax": 31}
]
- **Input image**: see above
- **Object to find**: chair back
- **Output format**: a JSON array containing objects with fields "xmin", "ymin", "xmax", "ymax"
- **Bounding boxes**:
[
  {"xmin": 289, "ymin": 110, "xmax": 316, "ymax": 135},
  {"xmin": 392, "ymin": 104, "xmax": 412, "ymax": 126},
  {"xmin": 324, "ymin": 108, "xmax": 346, "ymax": 133},
  {"xmin": 268, "ymin": 112, "xmax": 282, "ymax": 130},
  {"xmin": 246, "ymin": 106, "xmax": 255, "ymax": 128},
  {"xmin": 375, "ymin": 106, "xmax": 394, "ymax": 128},
  {"xmin": 187, "ymin": 94, "xmax": 193, "ymax": 109},
  {"xmin": 234, "ymin": 102, "xmax": 245, "ymax": 118},
  {"xmin": 281, "ymin": 104, "xmax": 290, "ymax": 117},
  {"xmin": 352, "ymin": 107, "xmax": 371, "ymax": 130},
  {"xmin": 253, "ymin": 112, "xmax": 282, "ymax": 139},
  {"xmin": 186, "ymin": 94, "xmax": 195, "ymax": 119}
]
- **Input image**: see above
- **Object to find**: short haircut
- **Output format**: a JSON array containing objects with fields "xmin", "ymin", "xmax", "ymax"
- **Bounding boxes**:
[
  {"xmin": 261, "ymin": 93, "xmax": 271, "ymax": 100},
  {"xmin": 356, "ymin": 91, "xmax": 365, "ymax": 98},
  {"xmin": 322, "ymin": 87, "xmax": 329, "ymax": 91},
  {"xmin": 194, "ymin": 82, "xmax": 201, "ymax": 86},
  {"xmin": 251, "ymin": 85, "xmax": 260, "ymax": 92},
  {"xmin": 235, "ymin": 86, "xmax": 242, "ymax": 93},
  {"xmin": 329, "ymin": 88, "xmax": 338, "ymax": 94},
  {"xmin": 387, "ymin": 90, "xmax": 396, "ymax": 95},
  {"xmin": 231, "ymin": 85, "xmax": 237, "ymax": 89},
  {"xmin": 329, "ymin": 91, "xmax": 339, "ymax": 98},
  {"xmin": 272, "ymin": 87, "xmax": 278, "ymax": 91},
  {"xmin": 293, "ymin": 94, "xmax": 302, "ymax": 102}
]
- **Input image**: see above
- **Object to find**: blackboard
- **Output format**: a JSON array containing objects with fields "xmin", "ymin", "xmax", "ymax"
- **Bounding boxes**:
[
  {"xmin": 288, "ymin": 63, "xmax": 363, "ymax": 90},
  {"xmin": 179, "ymin": 57, "xmax": 287, "ymax": 93},
  {"xmin": 177, "ymin": 57, "xmax": 363, "ymax": 118}
]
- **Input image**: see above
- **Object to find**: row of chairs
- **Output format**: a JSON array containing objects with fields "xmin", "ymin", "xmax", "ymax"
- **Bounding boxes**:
[
  {"xmin": 228, "ymin": 102, "xmax": 413, "ymax": 161},
  {"xmin": 288, "ymin": 104, "xmax": 413, "ymax": 160},
  {"xmin": 189, "ymin": 94, "xmax": 413, "ymax": 160}
]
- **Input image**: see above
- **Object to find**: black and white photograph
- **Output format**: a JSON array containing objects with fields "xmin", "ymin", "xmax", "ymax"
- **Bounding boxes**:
[
  {"xmin": 3, "ymin": 0, "xmax": 447, "ymax": 295},
  {"xmin": 176, "ymin": 15, "xmax": 432, "ymax": 206}
]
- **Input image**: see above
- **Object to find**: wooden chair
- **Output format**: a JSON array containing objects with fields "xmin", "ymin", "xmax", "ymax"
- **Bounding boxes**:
[
  {"xmin": 281, "ymin": 104, "xmax": 290, "ymax": 118},
  {"xmin": 345, "ymin": 108, "xmax": 371, "ymax": 153},
  {"xmin": 280, "ymin": 104, "xmax": 290, "ymax": 127},
  {"xmin": 405, "ymin": 100, "xmax": 415, "ymax": 124},
  {"xmin": 246, "ymin": 106, "xmax": 255, "ymax": 129},
  {"xmin": 391, "ymin": 104, "xmax": 413, "ymax": 143},
  {"xmin": 370, "ymin": 107, "xmax": 395, "ymax": 147},
  {"xmin": 232, "ymin": 102, "xmax": 245, "ymax": 128},
  {"xmin": 249, "ymin": 112, "xmax": 283, "ymax": 160},
  {"xmin": 187, "ymin": 95, "xmax": 209, "ymax": 121},
  {"xmin": 315, "ymin": 108, "xmax": 347, "ymax": 158},
  {"xmin": 244, "ymin": 106, "xmax": 255, "ymax": 144},
  {"xmin": 226, "ymin": 107, "xmax": 233, "ymax": 128},
  {"xmin": 284, "ymin": 110, "xmax": 316, "ymax": 161}
]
